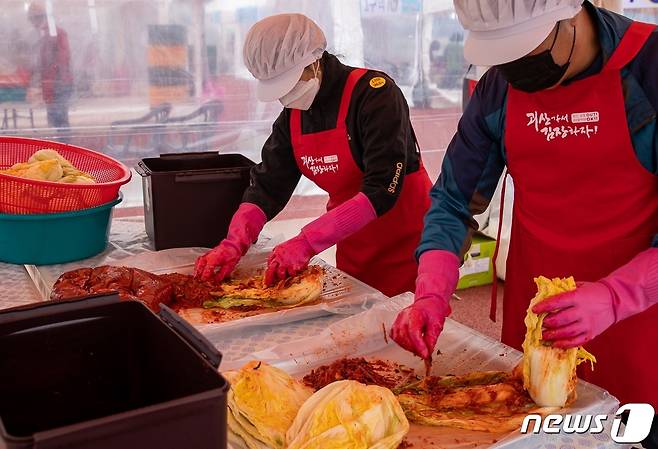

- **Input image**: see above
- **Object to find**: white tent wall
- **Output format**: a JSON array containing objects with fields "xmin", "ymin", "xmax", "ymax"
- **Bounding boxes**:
[
  {"xmin": 0, "ymin": 0, "xmax": 467, "ymax": 197},
  {"xmin": 331, "ymin": 0, "xmax": 365, "ymax": 67},
  {"xmin": 0, "ymin": 1, "xmax": 463, "ymax": 132}
]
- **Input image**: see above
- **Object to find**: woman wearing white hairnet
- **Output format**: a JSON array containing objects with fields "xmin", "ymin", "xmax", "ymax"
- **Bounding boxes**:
[{"xmin": 195, "ymin": 14, "xmax": 432, "ymax": 297}]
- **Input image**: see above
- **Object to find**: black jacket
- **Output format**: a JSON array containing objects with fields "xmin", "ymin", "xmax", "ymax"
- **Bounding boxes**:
[{"xmin": 243, "ymin": 52, "xmax": 422, "ymax": 219}]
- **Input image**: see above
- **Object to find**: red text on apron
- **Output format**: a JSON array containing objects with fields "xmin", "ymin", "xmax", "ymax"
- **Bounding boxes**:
[
  {"xmin": 290, "ymin": 68, "xmax": 432, "ymax": 296},
  {"xmin": 502, "ymin": 22, "xmax": 658, "ymax": 407}
]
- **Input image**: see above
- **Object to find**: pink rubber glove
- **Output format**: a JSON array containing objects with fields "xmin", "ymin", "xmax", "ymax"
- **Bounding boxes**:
[
  {"xmin": 534, "ymin": 247, "xmax": 658, "ymax": 348},
  {"xmin": 265, "ymin": 192, "xmax": 377, "ymax": 286},
  {"xmin": 391, "ymin": 250, "xmax": 461, "ymax": 359},
  {"xmin": 194, "ymin": 203, "xmax": 267, "ymax": 282}
]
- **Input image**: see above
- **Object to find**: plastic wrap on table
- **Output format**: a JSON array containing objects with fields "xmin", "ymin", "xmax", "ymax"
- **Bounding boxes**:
[
  {"xmin": 27, "ymin": 240, "xmax": 385, "ymax": 336},
  {"xmin": 219, "ymin": 293, "xmax": 624, "ymax": 449},
  {"xmin": 0, "ymin": 262, "xmax": 42, "ymax": 309}
]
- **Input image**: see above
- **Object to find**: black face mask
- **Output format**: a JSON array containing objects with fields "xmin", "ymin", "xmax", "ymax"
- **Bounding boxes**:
[{"xmin": 497, "ymin": 22, "xmax": 576, "ymax": 93}]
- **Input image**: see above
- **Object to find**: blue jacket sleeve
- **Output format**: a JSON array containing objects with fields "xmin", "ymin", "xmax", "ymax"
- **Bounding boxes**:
[{"xmin": 416, "ymin": 70, "xmax": 507, "ymax": 259}]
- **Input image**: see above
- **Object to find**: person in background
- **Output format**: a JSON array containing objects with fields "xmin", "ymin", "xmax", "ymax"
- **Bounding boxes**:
[
  {"xmin": 28, "ymin": 1, "xmax": 73, "ymax": 131},
  {"xmin": 440, "ymin": 32, "xmax": 466, "ymax": 89},
  {"xmin": 429, "ymin": 40, "xmax": 443, "ymax": 86},
  {"xmin": 195, "ymin": 13, "xmax": 432, "ymax": 297},
  {"xmin": 390, "ymin": 1, "xmax": 658, "ymax": 443}
]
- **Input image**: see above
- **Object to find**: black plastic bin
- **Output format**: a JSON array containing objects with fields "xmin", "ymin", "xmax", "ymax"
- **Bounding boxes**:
[
  {"xmin": 0, "ymin": 295, "xmax": 228, "ymax": 449},
  {"xmin": 136, "ymin": 151, "xmax": 255, "ymax": 250}
]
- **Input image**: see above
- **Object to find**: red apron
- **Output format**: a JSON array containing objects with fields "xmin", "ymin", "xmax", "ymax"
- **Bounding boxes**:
[
  {"xmin": 290, "ymin": 68, "xmax": 432, "ymax": 297},
  {"xmin": 502, "ymin": 21, "xmax": 658, "ymax": 407}
]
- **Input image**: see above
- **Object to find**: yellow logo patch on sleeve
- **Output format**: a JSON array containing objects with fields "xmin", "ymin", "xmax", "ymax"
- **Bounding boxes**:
[{"xmin": 369, "ymin": 77, "xmax": 386, "ymax": 89}]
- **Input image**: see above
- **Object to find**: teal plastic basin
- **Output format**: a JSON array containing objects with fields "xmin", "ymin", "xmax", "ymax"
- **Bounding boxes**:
[{"xmin": 0, "ymin": 193, "xmax": 122, "ymax": 265}]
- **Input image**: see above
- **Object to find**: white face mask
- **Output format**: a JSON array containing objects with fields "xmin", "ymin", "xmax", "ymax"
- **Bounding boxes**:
[{"xmin": 280, "ymin": 61, "xmax": 320, "ymax": 110}]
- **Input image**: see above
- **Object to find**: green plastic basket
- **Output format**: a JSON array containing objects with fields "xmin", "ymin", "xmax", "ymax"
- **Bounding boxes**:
[{"xmin": 0, "ymin": 193, "xmax": 122, "ymax": 265}]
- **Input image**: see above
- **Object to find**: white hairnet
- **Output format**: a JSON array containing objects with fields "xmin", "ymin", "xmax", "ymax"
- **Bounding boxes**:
[
  {"xmin": 243, "ymin": 14, "xmax": 327, "ymax": 102},
  {"xmin": 454, "ymin": 0, "xmax": 583, "ymax": 65}
]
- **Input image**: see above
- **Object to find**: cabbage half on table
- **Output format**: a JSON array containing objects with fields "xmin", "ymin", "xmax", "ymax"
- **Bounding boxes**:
[
  {"xmin": 224, "ymin": 361, "xmax": 313, "ymax": 449},
  {"xmin": 522, "ymin": 276, "xmax": 596, "ymax": 407},
  {"xmin": 286, "ymin": 380, "xmax": 409, "ymax": 449}
]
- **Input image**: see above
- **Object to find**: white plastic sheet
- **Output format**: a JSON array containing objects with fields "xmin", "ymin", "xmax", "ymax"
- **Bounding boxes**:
[{"xmin": 221, "ymin": 294, "xmax": 624, "ymax": 449}]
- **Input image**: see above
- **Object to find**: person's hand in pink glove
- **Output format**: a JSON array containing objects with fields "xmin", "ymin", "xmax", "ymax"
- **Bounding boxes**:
[
  {"xmin": 265, "ymin": 234, "xmax": 316, "ymax": 286},
  {"xmin": 195, "ymin": 203, "xmax": 267, "ymax": 282},
  {"xmin": 533, "ymin": 282, "xmax": 616, "ymax": 348},
  {"xmin": 390, "ymin": 250, "xmax": 460, "ymax": 359},
  {"xmin": 195, "ymin": 241, "xmax": 242, "ymax": 283},
  {"xmin": 535, "ymin": 248, "xmax": 658, "ymax": 348},
  {"xmin": 391, "ymin": 297, "xmax": 451, "ymax": 360},
  {"xmin": 265, "ymin": 192, "xmax": 377, "ymax": 286}
]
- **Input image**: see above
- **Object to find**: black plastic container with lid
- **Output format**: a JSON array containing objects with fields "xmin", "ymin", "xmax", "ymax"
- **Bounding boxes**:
[
  {"xmin": 0, "ymin": 295, "xmax": 228, "ymax": 449},
  {"xmin": 136, "ymin": 151, "xmax": 255, "ymax": 250}
]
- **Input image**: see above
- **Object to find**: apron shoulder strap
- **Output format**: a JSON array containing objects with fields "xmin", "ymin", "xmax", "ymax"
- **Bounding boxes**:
[
  {"xmin": 289, "ymin": 108, "xmax": 302, "ymax": 145},
  {"xmin": 336, "ymin": 68, "xmax": 368, "ymax": 126},
  {"xmin": 290, "ymin": 68, "xmax": 368, "ymax": 140},
  {"xmin": 489, "ymin": 170, "xmax": 509, "ymax": 323},
  {"xmin": 604, "ymin": 21, "xmax": 656, "ymax": 71}
]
